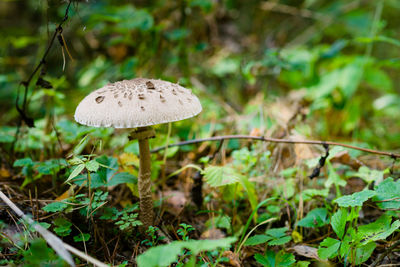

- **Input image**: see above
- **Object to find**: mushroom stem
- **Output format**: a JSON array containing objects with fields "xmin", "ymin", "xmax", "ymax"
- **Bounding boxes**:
[{"xmin": 131, "ymin": 127, "xmax": 155, "ymax": 230}]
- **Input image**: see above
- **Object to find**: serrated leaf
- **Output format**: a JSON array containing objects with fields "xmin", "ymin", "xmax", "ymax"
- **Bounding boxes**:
[
  {"xmin": 68, "ymin": 157, "xmax": 84, "ymax": 165},
  {"xmin": 254, "ymin": 250, "xmax": 295, "ymax": 267},
  {"xmin": 268, "ymin": 236, "xmax": 292, "ymax": 246},
  {"xmin": 203, "ymin": 166, "xmax": 242, "ymax": 187},
  {"xmin": 357, "ymin": 215, "xmax": 400, "ymax": 245},
  {"xmin": 331, "ymin": 208, "xmax": 348, "ymax": 239},
  {"xmin": 354, "ymin": 242, "xmax": 376, "ymax": 265},
  {"xmin": 373, "ymin": 177, "xmax": 400, "ymax": 209},
  {"xmin": 297, "ymin": 208, "xmax": 329, "ymax": 228},
  {"xmin": 245, "ymin": 234, "xmax": 271, "ymax": 246},
  {"xmin": 318, "ymin": 238, "xmax": 341, "ymax": 259},
  {"xmin": 334, "ymin": 190, "xmax": 376, "ymax": 207},
  {"xmin": 86, "ymin": 160, "xmax": 100, "ymax": 172},
  {"xmin": 42, "ymin": 202, "xmax": 68, "ymax": 213},
  {"xmin": 136, "ymin": 237, "xmax": 236, "ymax": 267},
  {"xmin": 354, "ymin": 166, "xmax": 384, "ymax": 184}
]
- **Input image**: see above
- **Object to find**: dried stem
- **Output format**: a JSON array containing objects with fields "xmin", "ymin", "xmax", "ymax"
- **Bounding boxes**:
[{"xmin": 151, "ymin": 135, "xmax": 400, "ymax": 159}]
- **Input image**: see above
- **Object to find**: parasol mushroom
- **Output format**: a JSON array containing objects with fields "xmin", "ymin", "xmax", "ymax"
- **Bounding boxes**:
[{"xmin": 74, "ymin": 78, "xmax": 202, "ymax": 229}]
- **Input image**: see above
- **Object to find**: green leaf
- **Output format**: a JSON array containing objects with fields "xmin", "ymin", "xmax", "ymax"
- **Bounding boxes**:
[
  {"xmin": 334, "ymin": 190, "xmax": 376, "ymax": 207},
  {"xmin": 13, "ymin": 158, "xmax": 34, "ymax": 167},
  {"xmin": 68, "ymin": 157, "xmax": 84, "ymax": 165},
  {"xmin": 246, "ymin": 228, "xmax": 291, "ymax": 246},
  {"xmin": 325, "ymin": 162, "xmax": 346, "ymax": 189},
  {"xmin": 297, "ymin": 208, "xmax": 329, "ymax": 228},
  {"xmin": 354, "ymin": 166, "xmax": 384, "ymax": 184},
  {"xmin": 245, "ymin": 234, "xmax": 271, "ymax": 246},
  {"xmin": 108, "ymin": 172, "xmax": 137, "ymax": 187},
  {"xmin": 357, "ymin": 215, "xmax": 400, "ymax": 245},
  {"xmin": 373, "ymin": 177, "xmax": 400, "ymax": 209},
  {"xmin": 53, "ymin": 218, "xmax": 72, "ymax": 237},
  {"xmin": 86, "ymin": 160, "xmax": 100, "ymax": 172},
  {"xmin": 66, "ymin": 164, "xmax": 85, "ymax": 182},
  {"xmin": 331, "ymin": 208, "xmax": 348, "ymax": 239},
  {"xmin": 42, "ymin": 202, "xmax": 68, "ymax": 213},
  {"xmin": 354, "ymin": 242, "xmax": 376, "ymax": 265},
  {"xmin": 73, "ymin": 233, "xmax": 91, "ymax": 242},
  {"xmin": 318, "ymin": 238, "xmax": 341, "ymax": 259},
  {"xmin": 254, "ymin": 250, "xmax": 295, "ymax": 267},
  {"xmin": 73, "ymin": 135, "xmax": 90, "ymax": 156},
  {"xmin": 203, "ymin": 166, "xmax": 242, "ymax": 187},
  {"xmin": 136, "ymin": 237, "xmax": 236, "ymax": 267},
  {"xmin": 302, "ymin": 189, "xmax": 329, "ymax": 201}
]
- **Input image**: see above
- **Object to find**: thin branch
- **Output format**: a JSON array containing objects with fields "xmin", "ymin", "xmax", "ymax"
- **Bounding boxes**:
[
  {"xmin": 151, "ymin": 135, "xmax": 400, "ymax": 158},
  {"xmin": 0, "ymin": 190, "xmax": 75, "ymax": 266},
  {"xmin": 371, "ymin": 238, "xmax": 400, "ymax": 267},
  {"xmin": 0, "ymin": 189, "xmax": 109, "ymax": 267},
  {"xmin": 12, "ymin": 0, "xmax": 73, "ymax": 157}
]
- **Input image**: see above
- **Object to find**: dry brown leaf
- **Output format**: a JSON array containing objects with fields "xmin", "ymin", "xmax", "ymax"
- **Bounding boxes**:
[
  {"xmin": 55, "ymin": 186, "xmax": 75, "ymax": 201},
  {"xmin": 289, "ymin": 245, "xmax": 321, "ymax": 260},
  {"xmin": 200, "ymin": 228, "xmax": 226, "ymax": 240},
  {"xmin": 291, "ymin": 132, "xmax": 316, "ymax": 164},
  {"xmin": 330, "ymin": 150, "xmax": 362, "ymax": 169},
  {"xmin": 0, "ymin": 167, "xmax": 11, "ymax": 179},
  {"xmin": 221, "ymin": 251, "xmax": 241, "ymax": 267}
]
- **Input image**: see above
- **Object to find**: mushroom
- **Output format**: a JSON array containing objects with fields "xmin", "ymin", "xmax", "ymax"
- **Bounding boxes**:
[{"xmin": 74, "ymin": 78, "xmax": 202, "ymax": 229}]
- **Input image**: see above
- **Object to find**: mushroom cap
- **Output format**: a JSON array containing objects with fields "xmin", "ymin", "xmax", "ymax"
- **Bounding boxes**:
[{"xmin": 74, "ymin": 78, "xmax": 202, "ymax": 128}]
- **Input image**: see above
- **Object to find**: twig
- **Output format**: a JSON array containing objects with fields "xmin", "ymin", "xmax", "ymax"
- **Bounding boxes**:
[
  {"xmin": 0, "ymin": 189, "xmax": 75, "ymax": 266},
  {"xmin": 16, "ymin": 0, "xmax": 72, "ymax": 126},
  {"xmin": 371, "ymin": 238, "xmax": 400, "ymax": 267},
  {"xmin": 12, "ymin": 1, "xmax": 73, "ymax": 154},
  {"xmin": 0, "ymin": 189, "xmax": 109, "ymax": 267},
  {"xmin": 151, "ymin": 135, "xmax": 400, "ymax": 158}
]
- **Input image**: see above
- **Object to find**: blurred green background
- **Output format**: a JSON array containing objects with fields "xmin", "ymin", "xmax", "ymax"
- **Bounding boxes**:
[{"xmin": 1, "ymin": 0, "xmax": 399, "ymax": 151}]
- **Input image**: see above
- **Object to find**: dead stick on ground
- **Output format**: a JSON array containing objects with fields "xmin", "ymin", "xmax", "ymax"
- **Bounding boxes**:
[
  {"xmin": 151, "ymin": 135, "xmax": 400, "ymax": 159},
  {"xmin": 0, "ymin": 190, "xmax": 108, "ymax": 267}
]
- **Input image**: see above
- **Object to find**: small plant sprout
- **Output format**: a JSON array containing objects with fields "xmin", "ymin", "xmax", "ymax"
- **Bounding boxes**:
[{"xmin": 74, "ymin": 78, "xmax": 202, "ymax": 228}]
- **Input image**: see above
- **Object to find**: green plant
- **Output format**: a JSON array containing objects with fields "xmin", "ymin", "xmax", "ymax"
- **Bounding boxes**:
[
  {"xmin": 115, "ymin": 206, "xmax": 142, "ymax": 231},
  {"xmin": 177, "ymin": 223, "xmax": 195, "ymax": 241},
  {"xmin": 254, "ymin": 250, "xmax": 296, "ymax": 267},
  {"xmin": 136, "ymin": 237, "xmax": 236, "ymax": 267},
  {"xmin": 141, "ymin": 226, "xmax": 164, "ymax": 247}
]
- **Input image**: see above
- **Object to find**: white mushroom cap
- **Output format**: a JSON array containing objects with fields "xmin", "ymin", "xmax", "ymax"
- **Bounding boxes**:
[{"xmin": 74, "ymin": 78, "xmax": 202, "ymax": 128}]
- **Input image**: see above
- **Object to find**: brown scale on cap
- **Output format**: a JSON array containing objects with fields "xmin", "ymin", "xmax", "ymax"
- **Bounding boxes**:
[
  {"xmin": 114, "ymin": 94, "xmax": 119, "ymax": 98},
  {"xmin": 95, "ymin": 96, "xmax": 105, "ymax": 103},
  {"xmin": 172, "ymin": 89, "xmax": 177, "ymax": 95},
  {"xmin": 146, "ymin": 81, "xmax": 155, "ymax": 89},
  {"xmin": 141, "ymin": 106, "xmax": 145, "ymax": 111},
  {"xmin": 118, "ymin": 101, "xmax": 123, "ymax": 107},
  {"xmin": 187, "ymin": 98, "xmax": 192, "ymax": 102},
  {"xmin": 128, "ymin": 94, "xmax": 133, "ymax": 100},
  {"xmin": 138, "ymin": 94, "xmax": 145, "ymax": 100},
  {"xmin": 178, "ymin": 99, "xmax": 183, "ymax": 105},
  {"xmin": 160, "ymin": 94, "xmax": 166, "ymax": 103},
  {"xmin": 124, "ymin": 92, "xmax": 127, "ymax": 98}
]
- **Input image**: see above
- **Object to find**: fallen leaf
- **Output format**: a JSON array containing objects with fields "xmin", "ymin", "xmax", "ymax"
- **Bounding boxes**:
[
  {"xmin": 0, "ymin": 167, "xmax": 11, "ymax": 179},
  {"xmin": 200, "ymin": 228, "xmax": 226, "ymax": 240},
  {"xmin": 55, "ymin": 185, "xmax": 75, "ymax": 201},
  {"xmin": 330, "ymin": 150, "xmax": 362, "ymax": 169},
  {"xmin": 221, "ymin": 250, "xmax": 241, "ymax": 267},
  {"xmin": 289, "ymin": 245, "xmax": 321, "ymax": 260}
]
